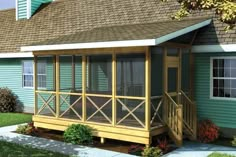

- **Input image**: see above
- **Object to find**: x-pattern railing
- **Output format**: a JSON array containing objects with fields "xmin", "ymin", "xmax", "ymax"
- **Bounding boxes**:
[
  {"xmin": 37, "ymin": 93, "xmax": 56, "ymax": 116},
  {"xmin": 59, "ymin": 94, "xmax": 82, "ymax": 119},
  {"xmin": 150, "ymin": 96, "xmax": 163, "ymax": 125},
  {"xmin": 86, "ymin": 96, "xmax": 112, "ymax": 124},
  {"xmin": 117, "ymin": 98, "xmax": 145, "ymax": 128}
]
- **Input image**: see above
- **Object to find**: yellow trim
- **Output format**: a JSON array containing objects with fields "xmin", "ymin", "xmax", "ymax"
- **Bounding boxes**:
[
  {"xmin": 115, "ymin": 95, "xmax": 145, "ymax": 100},
  {"xmin": 56, "ymin": 55, "xmax": 60, "ymax": 118},
  {"xmin": 112, "ymin": 52, "xmax": 117, "ymax": 126},
  {"xmin": 82, "ymin": 55, "xmax": 86, "ymax": 122},
  {"xmin": 145, "ymin": 47, "xmax": 151, "ymax": 131},
  {"xmin": 34, "ymin": 56, "xmax": 38, "ymax": 115}
]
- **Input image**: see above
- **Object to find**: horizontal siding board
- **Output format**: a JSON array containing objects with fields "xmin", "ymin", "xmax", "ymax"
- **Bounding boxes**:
[
  {"xmin": 194, "ymin": 52, "xmax": 236, "ymax": 128},
  {"xmin": 0, "ymin": 58, "xmax": 34, "ymax": 110}
]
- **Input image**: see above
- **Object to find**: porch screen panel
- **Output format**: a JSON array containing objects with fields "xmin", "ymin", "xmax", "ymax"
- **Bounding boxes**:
[
  {"xmin": 151, "ymin": 50, "xmax": 164, "ymax": 128},
  {"xmin": 59, "ymin": 55, "xmax": 83, "ymax": 120},
  {"xmin": 36, "ymin": 56, "xmax": 56, "ymax": 117},
  {"xmin": 86, "ymin": 55, "xmax": 112, "ymax": 124},
  {"xmin": 116, "ymin": 54, "xmax": 145, "ymax": 128},
  {"xmin": 116, "ymin": 54, "xmax": 145, "ymax": 97}
]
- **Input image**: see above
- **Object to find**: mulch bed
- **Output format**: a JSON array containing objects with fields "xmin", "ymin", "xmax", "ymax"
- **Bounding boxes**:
[{"xmin": 15, "ymin": 127, "xmax": 178, "ymax": 155}]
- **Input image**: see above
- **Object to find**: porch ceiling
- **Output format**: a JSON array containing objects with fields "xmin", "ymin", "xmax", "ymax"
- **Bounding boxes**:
[{"xmin": 21, "ymin": 18, "xmax": 211, "ymax": 51}]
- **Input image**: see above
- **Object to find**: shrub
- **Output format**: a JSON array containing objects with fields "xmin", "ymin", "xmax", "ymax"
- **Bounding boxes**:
[
  {"xmin": 0, "ymin": 87, "xmax": 17, "ymax": 112},
  {"xmin": 232, "ymin": 136, "xmax": 236, "ymax": 147},
  {"xmin": 128, "ymin": 145, "xmax": 144, "ymax": 155},
  {"xmin": 63, "ymin": 124, "xmax": 93, "ymax": 145},
  {"xmin": 158, "ymin": 138, "xmax": 169, "ymax": 154},
  {"xmin": 142, "ymin": 147, "xmax": 162, "ymax": 157},
  {"xmin": 197, "ymin": 119, "xmax": 219, "ymax": 143},
  {"xmin": 16, "ymin": 122, "xmax": 37, "ymax": 135},
  {"xmin": 208, "ymin": 152, "xmax": 236, "ymax": 157}
]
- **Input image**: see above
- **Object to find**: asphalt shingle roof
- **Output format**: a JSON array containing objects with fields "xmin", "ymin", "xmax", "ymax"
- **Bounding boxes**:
[
  {"xmin": 0, "ymin": 0, "xmax": 235, "ymax": 53},
  {"xmin": 32, "ymin": 18, "xmax": 209, "ymax": 45}
]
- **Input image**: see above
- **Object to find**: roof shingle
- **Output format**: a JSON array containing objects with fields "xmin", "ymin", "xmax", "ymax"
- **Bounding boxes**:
[{"xmin": 0, "ymin": 0, "xmax": 235, "ymax": 53}]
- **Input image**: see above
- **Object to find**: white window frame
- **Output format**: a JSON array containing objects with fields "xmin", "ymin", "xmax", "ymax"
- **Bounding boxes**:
[
  {"xmin": 22, "ymin": 60, "xmax": 34, "ymax": 89},
  {"xmin": 22, "ymin": 60, "xmax": 47, "ymax": 89},
  {"xmin": 210, "ymin": 56, "xmax": 236, "ymax": 101}
]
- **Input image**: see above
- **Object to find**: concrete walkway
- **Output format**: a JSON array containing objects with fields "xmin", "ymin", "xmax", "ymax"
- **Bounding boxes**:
[
  {"xmin": 0, "ymin": 124, "xmax": 136, "ymax": 157},
  {"xmin": 165, "ymin": 141, "xmax": 236, "ymax": 157}
]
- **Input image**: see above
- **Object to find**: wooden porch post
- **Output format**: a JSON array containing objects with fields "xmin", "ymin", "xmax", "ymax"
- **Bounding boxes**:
[
  {"xmin": 34, "ymin": 55, "xmax": 38, "ymax": 115},
  {"xmin": 163, "ymin": 47, "xmax": 168, "ymax": 122},
  {"xmin": 112, "ymin": 51, "xmax": 117, "ymax": 126},
  {"xmin": 177, "ymin": 48, "xmax": 182, "ymax": 104},
  {"xmin": 145, "ymin": 47, "xmax": 151, "ymax": 131},
  {"xmin": 56, "ymin": 55, "xmax": 60, "ymax": 118},
  {"xmin": 82, "ymin": 55, "xmax": 87, "ymax": 122}
]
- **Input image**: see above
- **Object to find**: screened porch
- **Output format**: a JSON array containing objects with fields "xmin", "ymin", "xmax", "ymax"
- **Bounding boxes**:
[{"xmin": 33, "ymin": 47, "xmax": 164, "ymax": 132}]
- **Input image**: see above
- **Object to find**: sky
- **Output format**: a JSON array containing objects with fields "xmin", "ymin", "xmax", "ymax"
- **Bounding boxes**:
[{"xmin": 0, "ymin": 0, "xmax": 15, "ymax": 10}]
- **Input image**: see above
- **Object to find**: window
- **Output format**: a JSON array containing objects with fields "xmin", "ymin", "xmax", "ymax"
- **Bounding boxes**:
[
  {"xmin": 211, "ymin": 58, "xmax": 236, "ymax": 98},
  {"xmin": 23, "ymin": 61, "xmax": 33, "ymax": 88},
  {"xmin": 22, "ymin": 61, "xmax": 46, "ymax": 88}
]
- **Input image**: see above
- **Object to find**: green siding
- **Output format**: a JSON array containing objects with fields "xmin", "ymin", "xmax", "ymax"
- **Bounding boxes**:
[
  {"xmin": 31, "ymin": 0, "xmax": 52, "ymax": 16},
  {"xmin": 195, "ymin": 52, "xmax": 236, "ymax": 128},
  {"xmin": 0, "ymin": 58, "xmax": 34, "ymax": 111},
  {"xmin": 17, "ymin": 0, "xmax": 52, "ymax": 20},
  {"xmin": 17, "ymin": 0, "xmax": 27, "ymax": 19}
]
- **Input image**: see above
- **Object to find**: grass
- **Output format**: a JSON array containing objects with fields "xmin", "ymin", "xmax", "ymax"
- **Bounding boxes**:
[
  {"xmin": 0, "ymin": 113, "xmax": 32, "ymax": 127},
  {"xmin": 208, "ymin": 152, "xmax": 236, "ymax": 157},
  {"xmin": 0, "ymin": 140, "xmax": 69, "ymax": 157}
]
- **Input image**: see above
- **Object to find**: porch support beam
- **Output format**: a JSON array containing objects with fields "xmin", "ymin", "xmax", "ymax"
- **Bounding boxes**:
[
  {"xmin": 112, "ymin": 50, "xmax": 117, "ymax": 126},
  {"xmin": 34, "ymin": 56, "xmax": 38, "ymax": 115},
  {"xmin": 56, "ymin": 55, "xmax": 60, "ymax": 118},
  {"xmin": 145, "ymin": 47, "xmax": 151, "ymax": 131},
  {"xmin": 177, "ymin": 48, "xmax": 182, "ymax": 104},
  {"xmin": 163, "ymin": 47, "xmax": 168, "ymax": 122},
  {"xmin": 82, "ymin": 55, "xmax": 87, "ymax": 122}
]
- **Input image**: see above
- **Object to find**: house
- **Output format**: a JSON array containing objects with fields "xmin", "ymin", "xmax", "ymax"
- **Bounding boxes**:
[{"xmin": 0, "ymin": 0, "xmax": 235, "ymax": 146}]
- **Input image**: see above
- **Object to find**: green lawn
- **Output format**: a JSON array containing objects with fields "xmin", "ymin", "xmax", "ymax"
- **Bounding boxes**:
[
  {"xmin": 0, "ymin": 140, "xmax": 69, "ymax": 157},
  {"xmin": 208, "ymin": 152, "xmax": 236, "ymax": 157},
  {"xmin": 0, "ymin": 113, "xmax": 32, "ymax": 127}
]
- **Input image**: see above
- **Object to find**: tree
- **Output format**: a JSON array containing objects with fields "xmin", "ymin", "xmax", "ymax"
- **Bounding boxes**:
[{"xmin": 162, "ymin": 0, "xmax": 236, "ymax": 30}]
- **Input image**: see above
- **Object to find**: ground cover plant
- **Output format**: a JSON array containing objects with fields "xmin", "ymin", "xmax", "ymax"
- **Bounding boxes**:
[
  {"xmin": 208, "ymin": 152, "xmax": 236, "ymax": 157},
  {"xmin": 0, "ymin": 140, "xmax": 69, "ymax": 157},
  {"xmin": 0, "ymin": 113, "xmax": 32, "ymax": 127}
]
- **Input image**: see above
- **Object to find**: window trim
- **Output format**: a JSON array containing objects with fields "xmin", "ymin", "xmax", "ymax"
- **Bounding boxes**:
[
  {"xmin": 22, "ymin": 60, "xmax": 47, "ymax": 89},
  {"xmin": 22, "ymin": 60, "xmax": 34, "ymax": 89},
  {"xmin": 210, "ymin": 56, "xmax": 236, "ymax": 101}
]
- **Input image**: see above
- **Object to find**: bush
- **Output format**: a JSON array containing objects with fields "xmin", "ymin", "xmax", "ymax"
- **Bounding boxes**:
[
  {"xmin": 128, "ymin": 145, "xmax": 144, "ymax": 156},
  {"xmin": 208, "ymin": 152, "xmax": 236, "ymax": 157},
  {"xmin": 158, "ymin": 138, "xmax": 169, "ymax": 154},
  {"xmin": 232, "ymin": 136, "xmax": 236, "ymax": 147},
  {"xmin": 16, "ymin": 122, "xmax": 37, "ymax": 135},
  {"xmin": 0, "ymin": 87, "xmax": 17, "ymax": 112},
  {"xmin": 142, "ymin": 147, "xmax": 162, "ymax": 157},
  {"xmin": 197, "ymin": 119, "xmax": 219, "ymax": 143},
  {"xmin": 63, "ymin": 124, "xmax": 93, "ymax": 145}
]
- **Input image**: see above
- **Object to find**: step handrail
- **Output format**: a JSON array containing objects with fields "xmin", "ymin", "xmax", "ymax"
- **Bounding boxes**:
[
  {"xmin": 164, "ymin": 92, "xmax": 183, "ymax": 146},
  {"xmin": 180, "ymin": 90, "xmax": 197, "ymax": 140}
]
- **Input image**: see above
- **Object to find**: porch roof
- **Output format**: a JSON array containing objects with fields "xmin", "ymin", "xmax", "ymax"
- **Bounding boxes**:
[{"xmin": 21, "ymin": 18, "xmax": 211, "ymax": 52}]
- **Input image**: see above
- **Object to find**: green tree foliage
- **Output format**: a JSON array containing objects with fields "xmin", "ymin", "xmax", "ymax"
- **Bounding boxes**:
[{"xmin": 162, "ymin": 0, "xmax": 236, "ymax": 30}]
